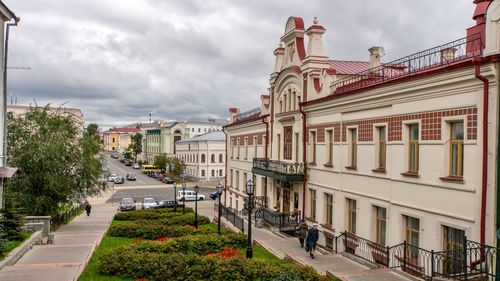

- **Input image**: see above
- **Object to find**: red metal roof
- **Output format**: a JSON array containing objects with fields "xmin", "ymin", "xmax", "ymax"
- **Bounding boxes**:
[{"xmin": 328, "ymin": 60, "xmax": 371, "ymax": 75}]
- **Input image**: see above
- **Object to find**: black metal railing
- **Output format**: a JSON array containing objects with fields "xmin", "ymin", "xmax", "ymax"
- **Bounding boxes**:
[
  {"xmin": 214, "ymin": 203, "xmax": 244, "ymax": 233},
  {"xmin": 51, "ymin": 203, "xmax": 84, "ymax": 230},
  {"xmin": 254, "ymin": 207, "xmax": 301, "ymax": 230},
  {"xmin": 332, "ymin": 231, "xmax": 497, "ymax": 280},
  {"xmin": 235, "ymin": 107, "xmax": 261, "ymax": 121},
  {"xmin": 253, "ymin": 158, "xmax": 305, "ymax": 175},
  {"xmin": 243, "ymin": 196, "xmax": 268, "ymax": 209},
  {"xmin": 330, "ymin": 34, "xmax": 483, "ymax": 95}
]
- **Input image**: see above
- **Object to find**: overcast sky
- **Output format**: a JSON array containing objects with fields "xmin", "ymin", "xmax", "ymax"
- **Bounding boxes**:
[{"xmin": 5, "ymin": 0, "xmax": 475, "ymax": 128}]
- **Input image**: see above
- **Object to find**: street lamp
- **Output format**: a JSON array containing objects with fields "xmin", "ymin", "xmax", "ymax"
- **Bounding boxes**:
[
  {"xmin": 216, "ymin": 183, "xmax": 224, "ymax": 235},
  {"xmin": 173, "ymin": 183, "xmax": 177, "ymax": 212},
  {"xmin": 194, "ymin": 185, "xmax": 199, "ymax": 228},
  {"xmin": 245, "ymin": 179, "xmax": 254, "ymax": 259},
  {"xmin": 182, "ymin": 184, "xmax": 186, "ymax": 214}
]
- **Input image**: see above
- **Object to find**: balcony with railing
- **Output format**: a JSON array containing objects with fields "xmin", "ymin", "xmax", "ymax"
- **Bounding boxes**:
[
  {"xmin": 252, "ymin": 158, "xmax": 305, "ymax": 182},
  {"xmin": 330, "ymin": 34, "xmax": 483, "ymax": 96}
]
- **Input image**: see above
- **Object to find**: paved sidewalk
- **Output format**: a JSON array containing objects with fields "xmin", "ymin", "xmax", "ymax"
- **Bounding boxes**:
[
  {"xmin": 195, "ymin": 200, "xmax": 412, "ymax": 281},
  {"xmin": 0, "ymin": 191, "xmax": 115, "ymax": 281}
]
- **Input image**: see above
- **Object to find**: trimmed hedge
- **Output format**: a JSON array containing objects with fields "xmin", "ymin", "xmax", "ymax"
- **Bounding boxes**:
[
  {"xmin": 98, "ymin": 250, "xmax": 331, "ymax": 281},
  {"xmin": 107, "ymin": 222, "xmax": 213, "ymax": 239},
  {"xmin": 114, "ymin": 208, "xmax": 194, "ymax": 221}
]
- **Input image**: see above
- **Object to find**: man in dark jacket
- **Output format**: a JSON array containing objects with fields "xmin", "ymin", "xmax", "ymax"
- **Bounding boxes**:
[
  {"xmin": 85, "ymin": 202, "xmax": 92, "ymax": 216},
  {"xmin": 306, "ymin": 224, "xmax": 319, "ymax": 259},
  {"xmin": 296, "ymin": 219, "xmax": 308, "ymax": 248}
]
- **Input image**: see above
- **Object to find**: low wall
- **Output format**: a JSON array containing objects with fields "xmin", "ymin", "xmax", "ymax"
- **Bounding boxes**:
[
  {"xmin": 0, "ymin": 230, "xmax": 43, "ymax": 270},
  {"xmin": 25, "ymin": 216, "xmax": 51, "ymax": 237}
]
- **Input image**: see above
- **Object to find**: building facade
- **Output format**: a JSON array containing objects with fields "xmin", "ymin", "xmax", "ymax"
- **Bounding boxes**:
[
  {"xmin": 144, "ymin": 122, "xmax": 186, "ymax": 163},
  {"xmin": 103, "ymin": 127, "xmax": 140, "ymax": 152},
  {"xmin": 176, "ymin": 131, "xmax": 226, "ymax": 182},
  {"xmin": 225, "ymin": 1, "xmax": 500, "ymax": 256},
  {"xmin": 185, "ymin": 117, "xmax": 227, "ymax": 138}
]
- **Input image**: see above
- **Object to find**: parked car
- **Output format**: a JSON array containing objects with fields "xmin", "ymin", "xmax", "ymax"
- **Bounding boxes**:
[
  {"xmin": 142, "ymin": 197, "xmax": 158, "ymax": 209},
  {"xmin": 177, "ymin": 190, "xmax": 205, "ymax": 201},
  {"xmin": 111, "ymin": 154, "xmax": 119, "ymax": 159},
  {"xmin": 209, "ymin": 192, "xmax": 219, "ymax": 200},
  {"xmin": 114, "ymin": 176, "xmax": 125, "ymax": 184},
  {"xmin": 126, "ymin": 173, "xmax": 136, "ymax": 181},
  {"xmin": 120, "ymin": 197, "xmax": 136, "ymax": 211},
  {"xmin": 108, "ymin": 173, "xmax": 117, "ymax": 182},
  {"xmin": 132, "ymin": 163, "xmax": 140, "ymax": 169},
  {"xmin": 162, "ymin": 177, "xmax": 174, "ymax": 184},
  {"xmin": 153, "ymin": 200, "xmax": 184, "ymax": 209},
  {"xmin": 157, "ymin": 174, "xmax": 165, "ymax": 181}
]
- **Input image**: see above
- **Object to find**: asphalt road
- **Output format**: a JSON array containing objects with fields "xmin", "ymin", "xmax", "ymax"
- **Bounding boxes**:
[{"xmin": 104, "ymin": 155, "xmax": 216, "ymax": 205}]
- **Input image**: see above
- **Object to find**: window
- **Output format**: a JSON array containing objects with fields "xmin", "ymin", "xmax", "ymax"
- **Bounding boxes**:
[
  {"xmin": 219, "ymin": 169, "xmax": 223, "ymax": 177},
  {"xmin": 442, "ymin": 226, "xmax": 465, "ymax": 274},
  {"xmin": 408, "ymin": 124, "xmax": 419, "ymax": 173},
  {"xmin": 201, "ymin": 170, "xmax": 205, "ymax": 177},
  {"xmin": 326, "ymin": 130, "xmax": 333, "ymax": 166},
  {"xmin": 284, "ymin": 126, "xmax": 293, "ymax": 160},
  {"xmin": 236, "ymin": 171, "xmax": 240, "ymax": 190},
  {"xmin": 404, "ymin": 216, "xmax": 420, "ymax": 260},
  {"xmin": 211, "ymin": 154, "xmax": 215, "ymax": 163},
  {"xmin": 237, "ymin": 138, "xmax": 240, "ymax": 159},
  {"xmin": 325, "ymin": 193, "xmax": 333, "ymax": 225},
  {"xmin": 295, "ymin": 133, "xmax": 300, "ymax": 162},
  {"xmin": 211, "ymin": 170, "xmax": 215, "ymax": 177},
  {"xmin": 198, "ymin": 128, "xmax": 200, "ymax": 132},
  {"xmin": 244, "ymin": 138, "xmax": 248, "ymax": 160},
  {"xmin": 219, "ymin": 153, "xmax": 223, "ymax": 163},
  {"xmin": 243, "ymin": 173, "xmax": 247, "ymax": 190},
  {"xmin": 349, "ymin": 128, "xmax": 357, "ymax": 168},
  {"xmin": 347, "ymin": 199, "xmax": 357, "ymax": 234},
  {"xmin": 377, "ymin": 127, "xmax": 386, "ymax": 169},
  {"xmin": 375, "ymin": 206, "xmax": 386, "ymax": 245},
  {"xmin": 450, "ymin": 122, "xmax": 464, "ymax": 177},
  {"xmin": 309, "ymin": 189, "xmax": 316, "ymax": 219},
  {"xmin": 309, "ymin": 131, "xmax": 317, "ymax": 164},
  {"xmin": 230, "ymin": 169, "xmax": 233, "ymax": 187},
  {"xmin": 254, "ymin": 136, "xmax": 258, "ymax": 158},
  {"xmin": 263, "ymin": 136, "xmax": 267, "ymax": 157},
  {"xmin": 192, "ymin": 128, "xmax": 194, "ymax": 132},
  {"xmin": 230, "ymin": 139, "xmax": 234, "ymax": 159},
  {"xmin": 201, "ymin": 154, "xmax": 206, "ymax": 163},
  {"xmin": 277, "ymin": 134, "xmax": 281, "ymax": 160}
]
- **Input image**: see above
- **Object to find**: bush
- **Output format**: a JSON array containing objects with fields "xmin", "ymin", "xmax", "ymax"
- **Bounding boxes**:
[
  {"xmin": 107, "ymin": 222, "xmax": 213, "ymax": 239},
  {"xmin": 114, "ymin": 208, "xmax": 193, "ymax": 221},
  {"xmin": 98, "ymin": 248, "xmax": 332, "ymax": 281}
]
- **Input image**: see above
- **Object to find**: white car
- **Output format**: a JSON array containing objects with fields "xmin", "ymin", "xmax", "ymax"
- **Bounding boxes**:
[
  {"xmin": 108, "ymin": 173, "xmax": 117, "ymax": 182},
  {"xmin": 176, "ymin": 190, "xmax": 205, "ymax": 201},
  {"xmin": 142, "ymin": 197, "xmax": 158, "ymax": 209},
  {"xmin": 132, "ymin": 163, "xmax": 140, "ymax": 169}
]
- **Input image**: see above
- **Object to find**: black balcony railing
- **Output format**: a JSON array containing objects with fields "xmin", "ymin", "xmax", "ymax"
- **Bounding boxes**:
[
  {"xmin": 331, "ymin": 231, "xmax": 497, "ymax": 280},
  {"xmin": 254, "ymin": 207, "xmax": 301, "ymax": 231},
  {"xmin": 330, "ymin": 34, "xmax": 483, "ymax": 95},
  {"xmin": 243, "ymin": 196, "xmax": 268, "ymax": 209},
  {"xmin": 252, "ymin": 158, "xmax": 305, "ymax": 181}
]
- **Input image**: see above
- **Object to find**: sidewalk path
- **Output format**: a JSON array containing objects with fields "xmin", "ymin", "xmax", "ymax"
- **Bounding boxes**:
[
  {"xmin": 0, "ymin": 192, "xmax": 115, "ymax": 281},
  {"xmin": 195, "ymin": 200, "xmax": 412, "ymax": 281}
]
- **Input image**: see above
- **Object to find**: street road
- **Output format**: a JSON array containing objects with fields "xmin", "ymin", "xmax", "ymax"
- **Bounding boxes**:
[{"xmin": 104, "ymin": 155, "xmax": 216, "ymax": 205}]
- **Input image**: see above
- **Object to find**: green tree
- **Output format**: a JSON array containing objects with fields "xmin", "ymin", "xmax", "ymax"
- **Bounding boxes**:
[
  {"xmin": 6, "ymin": 107, "xmax": 106, "ymax": 217},
  {"xmin": 166, "ymin": 156, "xmax": 186, "ymax": 180},
  {"xmin": 154, "ymin": 153, "xmax": 168, "ymax": 172},
  {"xmin": 123, "ymin": 149, "xmax": 132, "ymax": 160},
  {"xmin": 128, "ymin": 133, "xmax": 143, "ymax": 161}
]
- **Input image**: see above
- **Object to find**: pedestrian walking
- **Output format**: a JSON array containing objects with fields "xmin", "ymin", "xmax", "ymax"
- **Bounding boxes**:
[
  {"xmin": 85, "ymin": 201, "xmax": 92, "ymax": 216},
  {"xmin": 305, "ymin": 224, "xmax": 319, "ymax": 259},
  {"xmin": 295, "ymin": 219, "xmax": 308, "ymax": 248}
]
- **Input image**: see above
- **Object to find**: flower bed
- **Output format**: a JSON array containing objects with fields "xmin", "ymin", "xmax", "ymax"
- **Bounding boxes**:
[
  {"xmin": 114, "ymin": 208, "xmax": 193, "ymax": 221},
  {"xmin": 107, "ymin": 222, "xmax": 212, "ymax": 240}
]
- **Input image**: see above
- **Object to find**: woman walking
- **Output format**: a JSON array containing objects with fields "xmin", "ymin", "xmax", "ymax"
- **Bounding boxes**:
[
  {"xmin": 306, "ymin": 224, "xmax": 319, "ymax": 259},
  {"xmin": 296, "ymin": 219, "xmax": 308, "ymax": 248}
]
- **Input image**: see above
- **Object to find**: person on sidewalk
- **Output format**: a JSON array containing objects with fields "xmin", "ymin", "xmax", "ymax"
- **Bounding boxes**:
[
  {"xmin": 85, "ymin": 201, "xmax": 92, "ymax": 216},
  {"xmin": 296, "ymin": 219, "xmax": 308, "ymax": 248},
  {"xmin": 306, "ymin": 224, "xmax": 319, "ymax": 259}
]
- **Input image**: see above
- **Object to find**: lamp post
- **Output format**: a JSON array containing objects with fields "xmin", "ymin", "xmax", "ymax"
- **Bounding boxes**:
[
  {"xmin": 173, "ymin": 183, "xmax": 177, "ymax": 212},
  {"xmin": 245, "ymin": 179, "xmax": 254, "ymax": 259},
  {"xmin": 194, "ymin": 185, "xmax": 199, "ymax": 228},
  {"xmin": 182, "ymin": 184, "xmax": 186, "ymax": 214},
  {"xmin": 216, "ymin": 183, "xmax": 224, "ymax": 235}
]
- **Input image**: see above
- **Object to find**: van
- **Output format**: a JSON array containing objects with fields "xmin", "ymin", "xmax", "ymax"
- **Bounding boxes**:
[{"xmin": 177, "ymin": 190, "xmax": 205, "ymax": 201}]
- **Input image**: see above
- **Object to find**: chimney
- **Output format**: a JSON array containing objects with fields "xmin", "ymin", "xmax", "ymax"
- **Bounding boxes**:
[
  {"xmin": 273, "ymin": 42, "xmax": 285, "ymax": 73},
  {"xmin": 368, "ymin": 46, "xmax": 383, "ymax": 69},
  {"xmin": 441, "ymin": 47, "xmax": 457, "ymax": 62},
  {"xmin": 229, "ymin": 107, "xmax": 240, "ymax": 123},
  {"xmin": 305, "ymin": 17, "xmax": 327, "ymax": 57}
]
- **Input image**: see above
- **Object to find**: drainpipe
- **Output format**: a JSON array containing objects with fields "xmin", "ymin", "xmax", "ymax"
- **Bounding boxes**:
[
  {"xmin": 261, "ymin": 116, "xmax": 269, "ymax": 159},
  {"xmin": 3, "ymin": 17, "xmax": 20, "ymax": 167},
  {"xmin": 300, "ymin": 72, "xmax": 309, "ymax": 220},
  {"xmin": 475, "ymin": 60, "xmax": 489, "ymax": 247},
  {"xmin": 223, "ymin": 129, "xmax": 228, "ymax": 206},
  {"xmin": 496, "ymin": 54, "xmax": 500, "ymax": 279}
]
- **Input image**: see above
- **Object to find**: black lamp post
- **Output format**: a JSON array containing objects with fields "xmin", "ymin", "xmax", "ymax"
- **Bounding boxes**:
[
  {"xmin": 216, "ymin": 183, "xmax": 224, "ymax": 235},
  {"xmin": 173, "ymin": 183, "xmax": 177, "ymax": 212},
  {"xmin": 182, "ymin": 184, "xmax": 186, "ymax": 213},
  {"xmin": 245, "ymin": 179, "xmax": 254, "ymax": 259},
  {"xmin": 194, "ymin": 185, "xmax": 199, "ymax": 228}
]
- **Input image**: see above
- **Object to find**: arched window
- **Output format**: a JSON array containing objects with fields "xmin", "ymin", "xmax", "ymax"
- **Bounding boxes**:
[
  {"xmin": 219, "ymin": 153, "xmax": 223, "ymax": 163},
  {"xmin": 201, "ymin": 154, "xmax": 206, "ymax": 163},
  {"xmin": 211, "ymin": 154, "xmax": 215, "ymax": 163}
]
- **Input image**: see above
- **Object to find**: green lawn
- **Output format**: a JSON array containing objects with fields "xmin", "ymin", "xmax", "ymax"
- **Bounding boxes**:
[
  {"xmin": 78, "ymin": 236, "xmax": 133, "ymax": 281},
  {"xmin": 237, "ymin": 244, "xmax": 285, "ymax": 261},
  {"xmin": 0, "ymin": 232, "xmax": 33, "ymax": 261}
]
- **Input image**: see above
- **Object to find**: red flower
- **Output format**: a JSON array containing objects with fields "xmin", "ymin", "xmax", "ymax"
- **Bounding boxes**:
[
  {"xmin": 153, "ymin": 236, "xmax": 171, "ymax": 242},
  {"xmin": 205, "ymin": 247, "xmax": 243, "ymax": 259},
  {"xmin": 133, "ymin": 278, "xmax": 148, "ymax": 281}
]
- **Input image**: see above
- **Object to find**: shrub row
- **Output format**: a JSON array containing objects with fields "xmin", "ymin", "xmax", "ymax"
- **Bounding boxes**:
[
  {"xmin": 118, "ymin": 233, "xmax": 247, "ymax": 256},
  {"xmin": 98, "ymin": 249, "xmax": 330, "ymax": 281},
  {"xmin": 107, "ymin": 222, "xmax": 213, "ymax": 239},
  {"xmin": 114, "ymin": 208, "xmax": 193, "ymax": 221}
]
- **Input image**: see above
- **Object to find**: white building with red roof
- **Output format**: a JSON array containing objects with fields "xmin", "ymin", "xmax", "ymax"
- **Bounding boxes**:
[{"xmin": 225, "ymin": 1, "xmax": 500, "ymax": 275}]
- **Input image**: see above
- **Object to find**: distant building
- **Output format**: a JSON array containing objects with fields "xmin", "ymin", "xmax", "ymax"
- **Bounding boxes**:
[
  {"xmin": 176, "ymin": 131, "xmax": 226, "ymax": 182},
  {"xmin": 185, "ymin": 117, "xmax": 227, "ymax": 138},
  {"xmin": 7, "ymin": 105, "xmax": 84, "ymax": 130},
  {"xmin": 144, "ymin": 122, "xmax": 186, "ymax": 163},
  {"xmin": 102, "ymin": 127, "xmax": 140, "ymax": 152}
]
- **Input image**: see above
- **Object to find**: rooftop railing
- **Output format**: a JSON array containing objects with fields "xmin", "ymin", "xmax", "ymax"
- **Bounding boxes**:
[
  {"xmin": 330, "ymin": 34, "xmax": 483, "ymax": 95},
  {"xmin": 234, "ymin": 107, "xmax": 261, "ymax": 121}
]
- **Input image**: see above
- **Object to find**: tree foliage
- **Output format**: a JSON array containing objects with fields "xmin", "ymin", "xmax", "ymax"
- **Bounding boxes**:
[
  {"xmin": 6, "ymin": 107, "xmax": 106, "ymax": 216},
  {"xmin": 154, "ymin": 154, "xmax": 186, "ymax": 181},
  {"xmin": 128, "ymin": 133, "xmax": 142, "ymax": 161}
]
